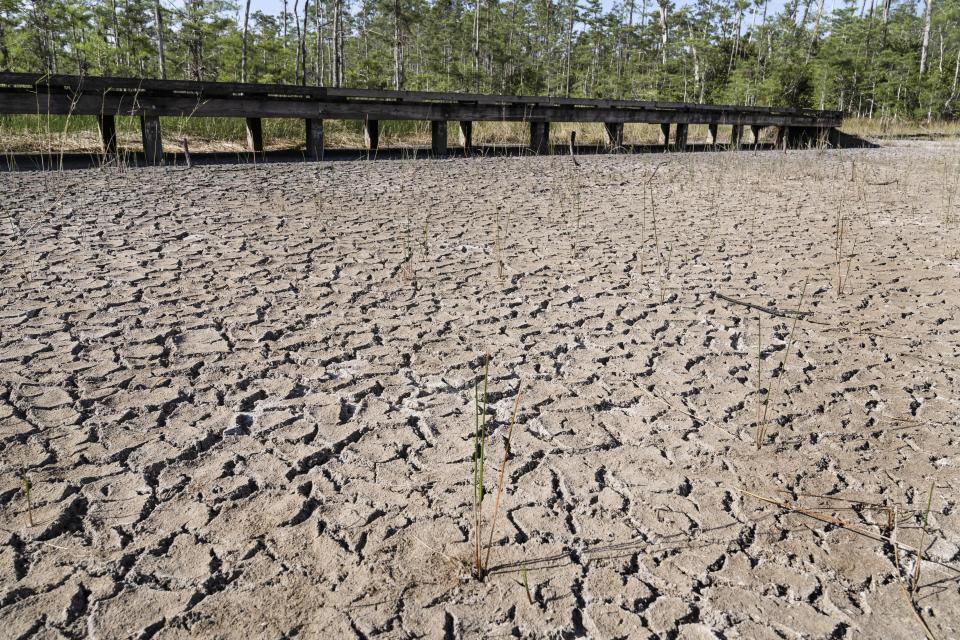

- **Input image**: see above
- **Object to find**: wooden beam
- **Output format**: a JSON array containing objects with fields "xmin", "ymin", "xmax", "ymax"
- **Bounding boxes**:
[
  {"xmin": 706, "ymin": 123, "xmax": 718, "ymax": 146},
  {"xmin": 529, "ymin": 121, "xmax": 550, "ymax": 155},
  {"xmin": 730, "ymin": 124, "xmax": 743, "ymax": 148},
  {"xmin": 674, "ymin": 123, "xmax": 689, "ymax": 151},
  {"xmin": 97, "ymin": 115, "xmax": 117, "ymax": 155},
  {"xmin": 246, "ymin": 117, "xmax": 264, "ymax": 153},
  {"xmin": 364, "ymin": 119, "xmax": 379, "ymax": 150},
  {"xmin": 430, "ymin": 121, "xmax": 447, "ymax": 156},
  {"xmin": 659, "ymin": 123, "xmax": 670, "ymax": 149},
  {"xmin": 603, "ymin": 122, "xmax": 624, "ymax": 151},
  {"xmin": 458, "ymin": 121, "xmax": 473, "ymax": 151},
  {"xmin": 750, "ymin": 125, "xmax": 763, "ymax": 146},
  {"xmin": 140, "ymin": 115, "xmax": 162, "ymax": 165},
  {"xmin": 0, "ymin": 72, "xmax": 843, "ymax": 122},
  {"xmin": 777, "ymin": 126, "xmax": 789, "ymax": 150},
  {"xmin": 0, "ymin": 93, "xmax": 842, "ymax": 128},
  {"xmin": 306, "ymin": 118, "xmax": 324, "ymax": 160}
]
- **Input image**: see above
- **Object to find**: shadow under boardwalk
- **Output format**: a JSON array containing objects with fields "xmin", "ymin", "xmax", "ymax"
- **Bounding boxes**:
[{"xmin": 0, "ymin": 138, "xmax": 875, "ymax": 172}]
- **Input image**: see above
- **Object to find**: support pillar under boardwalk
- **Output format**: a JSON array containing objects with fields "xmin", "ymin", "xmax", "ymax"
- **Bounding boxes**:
[
  {"xmin": 750, "ymin": 125, "xmax": 763, "ymax": 146},
  {"xmin": 364, "ymin": 119, "xmax": 379, "ymax": 150},
  {"xmin": 603, "ymin": 122, "xmax": 624, "ymax": 151},
  {"xmin": 431, "ymin": 121, "xmax": 447, "ymax": 157},
  {"xmin": 306, "ymin": 118, "xmax": 324, "ymax": 160},
  {"xmin": 674, "ymin": 123, "xmax": 689, "ymax": 151},
  {"xmin": 458, "ymin": 121, "xmax": 473, "ymax": 152},
  {"xmin": 97, "ymin": 115, "xmax": 117, "ymax": 155},
  {"xmin": 730, "ymin": 124, "xmax": 744, "ymax": 147},
  {"xmin": 246, "ymin": 117, "xmax": 264, "ymax": 153},
  {"xmin": 706, "ymin": 123, "xmax": 719, "ymax": 146},
  {"xmin": 659, "ymin": 123, "xmax": 671, "ymax": 149},
  {"xmin": 529, "ymin": 121, "xmax": 550, "ymax": 155},
  {"xmin": 140, "ymin": 115, "xmax": 162, "ymax": 166}
]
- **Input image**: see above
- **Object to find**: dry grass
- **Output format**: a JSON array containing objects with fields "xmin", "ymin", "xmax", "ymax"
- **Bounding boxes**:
[
  {"xmin": 1, "ymin": 115, "xmax": 775, "ymax": 156},
  {"xmin": 843, "ymin": 117, "xmax": 960, "ymax": 139}
]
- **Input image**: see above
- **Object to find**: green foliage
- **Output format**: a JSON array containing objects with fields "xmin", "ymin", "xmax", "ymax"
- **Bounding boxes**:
[{"xmin": 1, "ymin": 0, "xmax": 959, "ymax": 118}]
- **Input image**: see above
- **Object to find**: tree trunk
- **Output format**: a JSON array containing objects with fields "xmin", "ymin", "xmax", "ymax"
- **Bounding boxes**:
[
  {"xmin": 946, "ymin": 47, "xmax": 960, "ymax": 111},
  {"xmin": 334, "ymin": 0, "xmax": 344, "ymax": 87},
  {"xmin": 920, "ymin": 0, "xmax": 933, "ymax": 75},
  {"xmin": 300, "ymin": 0, "xmax": 310, "ymax": 85},
  {"xmin": 293, "ymin": 0, "xmax": 302, "ymax": 83},
  {"xmin": 110, "ymin": 0, "xmax": 122, "ymax": 68},
  {"xmin": 474, "ymin": 0, "xmax": 481, "ymax": 89},
  {"xmin": 0, "ymin": 13, "xmax": 7, "ymax": 71},
  {"xmin": 241, "ymin": 0, "xmax": 251, "ymax": 82},
  {"xmin": 564, "ymin": 0, "xmax": 575, "ymax": 96},
  {"xmin": 657, "ymin": 0, "xmax": 669, "ymax": 67},
  {"xmin": 394, "ymin": 0, "xmax": 404, "ymax": 90},
  {"xmin": 805, "ymin": 0, "xmax": 825, "ymax": 63}
]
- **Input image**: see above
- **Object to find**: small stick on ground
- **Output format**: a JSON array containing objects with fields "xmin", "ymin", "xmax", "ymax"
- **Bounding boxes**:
[{"xmin": 713, "ymin": 291, "xmax": 814, "ymax": 320}]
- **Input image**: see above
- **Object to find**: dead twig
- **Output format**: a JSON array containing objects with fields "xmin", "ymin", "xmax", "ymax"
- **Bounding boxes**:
[{"xmin": 712, "ymin": 291, "xmax": 825, "ymax": 323}]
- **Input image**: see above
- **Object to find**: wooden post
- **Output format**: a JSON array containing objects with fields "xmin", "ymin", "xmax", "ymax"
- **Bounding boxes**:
[
  {"xmin": 458, "ymin": 121, "xmax": 473, "ymax": 152},
  {"xmin": 529, "ymin": 121, "xmax": 550, "ymax": 155},
  {"xmin": 730, "ymin": 124, "xmax": 744, "ymax": 148},
  {"xmin": 777, "ymin": 126, "xmax": 789, "ymax": 150},
  {"xmin": 706, "ymin": 123, "xmax": 718, "ymax": 146},
  {"xmin": 364, "ymin": 119, "xmax": 379, "ymax": 150},
  {"xmin": 603, "ymin": 122, "xmax": 624, "ymax": 151},
  {"xmin": 659, "ymin": 123, "xmax": 671, "ymax": 150},
  {"xmin": 140, "ymin": 115, "xmax": 162, "ymax": 165},
  {"xmin": 674, "ymin": 123, "xmax": 689, "ymax": 151},
  {"xmin": 430, "ymin": 120, "xmax": 447, "ymax": 157},
  {"xmin": 246, "ymin": 117, "xmax": 264, "ymax": 153},
  {"xmin": 750, "ymin": 125, "xmax": 762, "ymax": 147},
  {"xmin": 97, "ymin": 115, "xmax": 117, "ymax": 155},
  {"xmin": 306, "ymin": 118, "xmax": 324, "ymax": 160}
]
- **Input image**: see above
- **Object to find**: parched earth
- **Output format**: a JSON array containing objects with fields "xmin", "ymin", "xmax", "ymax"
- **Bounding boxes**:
[{"xmin": 1, "ymin": 142, "xmax": 959, "ymax": 639}]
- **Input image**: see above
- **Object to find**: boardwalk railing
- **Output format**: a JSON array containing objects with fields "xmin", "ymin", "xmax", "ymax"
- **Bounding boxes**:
[{"xmin": 0, "ymin": 73, "xmax": 844, "ymax": 164}]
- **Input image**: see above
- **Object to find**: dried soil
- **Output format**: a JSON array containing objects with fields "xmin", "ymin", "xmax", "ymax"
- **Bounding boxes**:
[{"xmin": 1, "ymin": 142, "xmax": 959, "ymax": 639}]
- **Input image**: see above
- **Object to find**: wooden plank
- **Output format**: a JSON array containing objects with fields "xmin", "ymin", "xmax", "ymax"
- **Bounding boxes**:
[
  {"xmin": 246, "ymin": 117, "xmax": 264, "ymax": 152},
  {"xmin": 140, "ymin": 115, "xmax": 162, "ymax": 165},
  {"xmin": 0, "ymin": 91, "xmax": 843, "ymax": 127}
]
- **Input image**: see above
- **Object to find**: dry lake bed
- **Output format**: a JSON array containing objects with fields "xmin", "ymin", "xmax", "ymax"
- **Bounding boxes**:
[{"xmin": 1, "ymin": 142, "xmax": 959, "ymax": 639}]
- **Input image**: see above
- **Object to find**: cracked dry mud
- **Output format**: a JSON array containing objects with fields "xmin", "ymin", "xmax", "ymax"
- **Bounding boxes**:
[{"xmin": 1, "ymin": 141, "xmax": 959, "ymax": 639}]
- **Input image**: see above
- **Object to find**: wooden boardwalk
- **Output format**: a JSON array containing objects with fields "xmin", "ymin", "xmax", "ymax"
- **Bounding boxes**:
[{"xmin": 0, "ymin": 73, "xmax": 843, "ymax": 165}]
